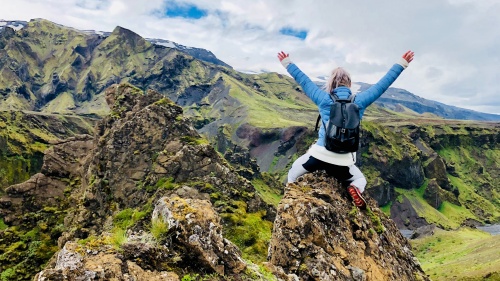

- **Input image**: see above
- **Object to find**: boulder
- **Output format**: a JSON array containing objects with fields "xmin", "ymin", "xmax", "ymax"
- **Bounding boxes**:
[{"xmin": 268, "ymin": 172, "xmax": 429, "ymax": 281}]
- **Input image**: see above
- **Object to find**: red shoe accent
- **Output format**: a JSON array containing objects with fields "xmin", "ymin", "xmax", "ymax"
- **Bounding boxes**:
[{"xmin": 348, "ymin": 185, "xmax": 367, "ymax": 209}]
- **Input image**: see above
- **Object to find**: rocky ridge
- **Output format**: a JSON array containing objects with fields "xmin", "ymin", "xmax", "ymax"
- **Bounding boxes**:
[
  {"xmin": 1, "ymin": 83, "xmax": 272, "ymax": 280},
  {"xmin": 1, "ymin": 83, "xmax": 429, "ymax": 280}
]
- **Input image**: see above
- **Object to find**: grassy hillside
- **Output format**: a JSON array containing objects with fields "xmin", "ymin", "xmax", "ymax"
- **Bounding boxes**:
[{"xmin": 411, "ymin": 228, "xmax": 500, "ymax": 280}]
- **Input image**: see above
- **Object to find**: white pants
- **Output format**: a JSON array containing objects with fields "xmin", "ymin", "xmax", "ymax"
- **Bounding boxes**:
[{"xmin": 287, "ymin": 152, "xmax": 367, "ymax": 193}]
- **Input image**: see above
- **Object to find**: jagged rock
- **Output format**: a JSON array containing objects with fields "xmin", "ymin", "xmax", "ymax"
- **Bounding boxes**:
[
  {"xmin": 0, "ymin": 135, "xmax": 93, "ymax": 224},
  {"xmin": 366, "ymin": 177, "xmax": 393, "ymax": 206},
  {"xmin": 1, "ymin": 83, "xmax": 274, "ymax": 280},
  {"xmin": 423, "ymin": 156, "xmax": 452, "ymax": 191},
  {"xmin": 35, "ymin": 242, "xmax": 180, "ymax": 280},
  {"xmin": 410, "ymin": 225, "xmax": 436, "ymax": 239},
  {"xmin": 75, "ymin": 83, "xmax": 271, "ymax": 226},
  {"xmin": 153, "ymin": 195, "xmax": 247, "ymax": 275},
  {"xmin": 423, "ymin": 179, "xmax": 460, "ymax": 209},
  {"xmin": 390, "ymin": 197, "xmax": 429, "ymax": 230},
  {"xmin": 268, "ymin": 172, "xmax": 429, "ymax": 281},
  {"xmin": 41, "ymin": 134, "xmax": 94, "ymax": 178},
  {"xmin": 423, "ymin": 179, "xmax": 443, "ymax": 209}
]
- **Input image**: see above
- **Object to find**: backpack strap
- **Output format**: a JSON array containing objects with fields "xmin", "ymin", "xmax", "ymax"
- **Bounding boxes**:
[{"xmin": 315, "ymin": 114, "xmax": 321, "ymax": 132}]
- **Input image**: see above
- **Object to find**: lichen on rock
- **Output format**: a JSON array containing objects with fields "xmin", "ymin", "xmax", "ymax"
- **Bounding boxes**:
[{"xmin": 267, "ymin": 172, "xmax": 430, "ymax": 281}]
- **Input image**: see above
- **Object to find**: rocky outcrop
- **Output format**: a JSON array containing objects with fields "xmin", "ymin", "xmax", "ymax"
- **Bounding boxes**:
[
  {"xmin": 0, "ymin": 134, "xmax": 93, "ymax": 224},
  {"xmin": 153, "ymin": 194, "xmax": 247, "ymax": 275},
  {"xmin": 423, "ymin": 155, "xmax": 453, "ymax": 192},
  {"xmin": 1, "ymin": 83, "xmax": 275, "ymax": 280},
  {"xmin": 390, "ymin": 198, "xmax": 429, "ymax": 230},
  {"xmin": 423, "ymin": 179, "xmax": 460, "ymax": 209},
  {"xmin": 35, "ymin": 242, "xmax": 180, "ymax": 280},
  {"xmin": 267, "ymin": 172, "xmax": 429, "ymax": 281}
]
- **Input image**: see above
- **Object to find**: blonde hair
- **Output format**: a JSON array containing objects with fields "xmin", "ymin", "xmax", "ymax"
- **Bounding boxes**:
[{"xmin": 326, "ymin": 67, "xmax": 351, "ymax": 93}]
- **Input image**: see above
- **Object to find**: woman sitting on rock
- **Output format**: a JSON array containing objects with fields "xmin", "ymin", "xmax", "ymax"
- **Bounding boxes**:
[{"xmin": 278, "ymin": 49, "xmax": 414, "ymax": 209}]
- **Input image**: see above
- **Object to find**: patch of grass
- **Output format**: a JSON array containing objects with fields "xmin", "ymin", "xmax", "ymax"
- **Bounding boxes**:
[
  {"xmin": 113, "ymin": 208, "xmax": 148, "ymax": 230},
  {"xmin": 223, "ymin": 73, "xmax": 317, "ymax": 128},
  {"xmin": 448, "ymin": 175, "xmax": 499, "ymax": 220},
  {"xmin": 0, "ymin": 218, "xmax": 7, "ymax": 230},
  {"xmin": 221, "ymin": 201, "xmax": 273, "ymax": 262},
  {"xmin": 155, "ymin": 177, "xmax": 176, "ymax": 190},
  {"xmin": 411, "ymin": 228, "xmax": 500, "ymax": 281},
  {"xmin": 379, "ymin": 201, "xmax": 392, "ymax": 217},
  {"xmin": 366, "ymin": 207, "xmax": 385, "ymax": 233},
  {"xmin": 150, "ymin": 218, "xmax": 169, "ymax": 240},
  {"xmin": 0, "ymin": 268, "xmax": 16, "ymax": 281},
  {"xmin": 180, "ymin": 135, "xmax": 209, "ymax": 145},
  {"xmin": 396, "ymin": 187, "xmax": 458, "ymax": 229},
  {"xmin": 251, "ymin": 178, "xmax": 282, "ymax": 207},
  {"xmin": 110, "ymin": 227, "xmax": 128, "ymax": 249}
]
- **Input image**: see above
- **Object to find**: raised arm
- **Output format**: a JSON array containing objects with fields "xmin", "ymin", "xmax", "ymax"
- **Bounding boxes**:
[
  {"xmin": 278, "ymin": 51, "xmax": 327, "ymax": 105},
  {"xmin": 355, "ymin": 50, "xmax": 414, "ymax": 110}
]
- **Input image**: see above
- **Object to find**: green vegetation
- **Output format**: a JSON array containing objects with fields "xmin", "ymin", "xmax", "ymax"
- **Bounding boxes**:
[
  {"xmin": 113, "ymin": 208, "xmax": 148, "ymax": 229},
  {"xmin": 411, "ymin": 228, "xmax": 500, "ymax": 281},
  {"xmin": 0, "ymin": 111, "xmax": 94, "ymax": 189},
  {"xmin": 251, "ymin": 177, "xmax": 283, "ymax": 207},
  {"xmin": 180, "ymin": 135, "xmax": 210, "ymax": 146},
  {"xmin": 396, "ymin": 186, "xmax": 474, "ymax": 229},
  {"xmin": 223, "ymin": 72, "xmax": 317, "ymax": 128},
  {"xmin": 0, "ymin": 218, "xmax": 7, "ymax": 230},
  {"xmin": 221, "ymin": 201, "xmax": 273, "ymax": 262},
  {"xmin": 0, "ymin": 209, "xmax": 64, "ymax": 281},
  {"xmin": 110, "ymin": 227, "xmax": 128, "ymax": 249},
  {"xmin": 366, "ymin": 207, "xmax": 385, "ymax": 233},
  {"xmin": 380, "ymin": 202, "xmax": 392, "ymax": 217},
  {"xmin": 150, "ymin": 218, "xmax": 169, "ymax": 240}
]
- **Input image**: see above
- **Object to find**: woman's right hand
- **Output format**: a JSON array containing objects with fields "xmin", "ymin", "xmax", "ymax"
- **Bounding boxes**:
[{"xmin": 402, "ymin": 50, "xmax": 415, "ymax": 63}]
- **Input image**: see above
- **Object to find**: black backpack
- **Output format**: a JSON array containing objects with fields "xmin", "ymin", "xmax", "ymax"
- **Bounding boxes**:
[{"xmin": 315, "ymin": 93, "xmax": 360, "ymax": 153}]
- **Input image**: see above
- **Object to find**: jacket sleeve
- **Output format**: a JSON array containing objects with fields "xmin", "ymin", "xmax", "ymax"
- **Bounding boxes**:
[
  {"xmin": 286, "ymin": 63, "xmax": 327, "ymax": 105},
  {"xmin": 355, "ymin": 64, "xmax": 405, "ymax": 109}
]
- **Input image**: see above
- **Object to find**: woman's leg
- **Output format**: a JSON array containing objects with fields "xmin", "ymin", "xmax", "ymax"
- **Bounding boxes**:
[
  {"xmin": 346, "ymin": 165, "xmax": 367, "ymax": 193},
  {"xmin": 287, "ymin": 153, "xmax": 312, "ymax": 183}
]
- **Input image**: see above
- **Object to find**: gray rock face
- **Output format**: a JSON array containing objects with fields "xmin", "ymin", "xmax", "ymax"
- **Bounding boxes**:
[
  {"xmin": 267, "ymin": 172, "xmax": 430, "ymax": 281},
  {"xmin": 153, "ymin": 195, "xmax": 247, "ymax": 275}
]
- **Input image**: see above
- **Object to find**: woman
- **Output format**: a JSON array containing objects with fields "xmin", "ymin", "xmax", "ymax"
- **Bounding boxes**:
[{"xmin": 278, "ymin": 50, "xmax": 414, "ymax": 209}]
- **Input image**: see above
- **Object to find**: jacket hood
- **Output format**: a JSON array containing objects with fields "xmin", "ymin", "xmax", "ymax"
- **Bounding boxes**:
[{"xmin": 332, "ymin": 86, "xmax": 353, "ymax": 99}]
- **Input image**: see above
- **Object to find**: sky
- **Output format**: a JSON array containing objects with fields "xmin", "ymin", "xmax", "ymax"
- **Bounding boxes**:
[{"xmin": 1, "ymin": 0, "xmax": 500, "ymax": 115}]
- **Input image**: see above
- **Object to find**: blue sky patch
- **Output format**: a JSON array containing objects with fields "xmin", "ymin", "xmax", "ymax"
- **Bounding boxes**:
[
  {"xmin": 165, "ymin": 3, "xmax": 207, "ymax": 19},
  {"xmin": 279, "ymin": 27, "xmax": 308, "ymax": 40}
]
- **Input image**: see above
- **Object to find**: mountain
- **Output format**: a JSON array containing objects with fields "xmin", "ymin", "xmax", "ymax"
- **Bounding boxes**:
[
  {"xmin": 0, "ymin": 20, "xmax": 27, "ymax": 31},
  {"xmin": 0, "ymin": 19, "xmax": 230, "ymax": 69},
  {"xmin": 146, "ymin": 38, "xmax": 231, "ymax": 68},
  {"xmin": 359, "ymin": 82, "xmax": 500, "ymax": 121},
  {"xmin": 2, "ymin": 18, "xmax": 499, "ymax": 121}
]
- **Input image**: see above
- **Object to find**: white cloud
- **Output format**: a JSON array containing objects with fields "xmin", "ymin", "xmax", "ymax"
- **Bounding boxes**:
[{"xmin": 1, "ymin": 0, "xmax": 499, "ymax": 114}]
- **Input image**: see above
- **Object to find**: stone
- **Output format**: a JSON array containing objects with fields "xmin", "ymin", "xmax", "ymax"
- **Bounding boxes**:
[{"xmin": 268, "ymin": 172, "xmax": 430, "ymax": 281}]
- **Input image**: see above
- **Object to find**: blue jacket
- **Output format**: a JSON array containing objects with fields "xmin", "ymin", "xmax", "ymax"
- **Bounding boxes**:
[{"xmin": 286, "ymin": 63, "xmax": 405, "ymax": 146}]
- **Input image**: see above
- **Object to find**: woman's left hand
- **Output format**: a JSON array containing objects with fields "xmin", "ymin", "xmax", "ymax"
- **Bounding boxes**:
[{"xmin": 277, "ymin": 51, "xmax": 289, "ymax": 62}]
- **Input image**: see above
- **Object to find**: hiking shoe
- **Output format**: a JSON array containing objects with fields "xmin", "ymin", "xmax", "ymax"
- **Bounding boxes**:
[{"xmin": 347, "ymin": 185, "xmax": 367, "ymax": 209}]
